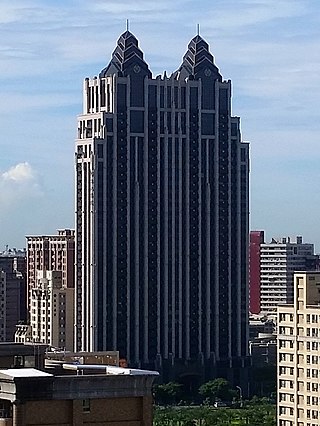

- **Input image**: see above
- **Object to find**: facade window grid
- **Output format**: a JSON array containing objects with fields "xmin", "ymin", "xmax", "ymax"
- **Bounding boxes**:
[{"xmin": 278, "ymin": 272, "xmax": 320, "ymax": 426}]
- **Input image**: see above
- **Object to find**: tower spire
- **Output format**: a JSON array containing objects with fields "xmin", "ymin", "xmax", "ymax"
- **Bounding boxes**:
[
  {"xmin": 173, "ymin": 33, "xmax": 222, "ymax": 81},
  {"xmin": 99, "ymin": 29, "xmax": 151, "ymax": 78}
]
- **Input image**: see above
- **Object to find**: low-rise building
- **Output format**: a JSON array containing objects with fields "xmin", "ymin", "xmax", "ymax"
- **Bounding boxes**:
[
  {"xmin": 0, "ymin": 342, "xmax": 47, "ymax": 370},
  {"xmin": 0, "ymin": 343, "xmax": 158, "ymax": 425},
  {"xmin": 249, "ymin": 315, "xmax": 276, "ymax": 340},
  {"xmin": 0, "ymin": 365, "xmax": 158, "ymax": 426},
  {"xmin": 250, "ymin": 334, "xmax": 277, "ymax": 368},
  {"xmin": 14, "ymin": 325, "xmax": 32, "ymax": 344}
]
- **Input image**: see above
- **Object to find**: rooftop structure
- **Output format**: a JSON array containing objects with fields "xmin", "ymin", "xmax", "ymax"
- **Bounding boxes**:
[
  {"xmin": 0, "ymin": 248, "xmax": 26, "ymax": 258},
  {"xmin": 0, "ymin": 342, "xmax": 47, "ymax": 370}
]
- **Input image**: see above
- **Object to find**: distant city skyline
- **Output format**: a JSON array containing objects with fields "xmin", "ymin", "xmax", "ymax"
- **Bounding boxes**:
[{"xmin": 0, "ymin": 0, "xmax": 320, "ymax": 249}]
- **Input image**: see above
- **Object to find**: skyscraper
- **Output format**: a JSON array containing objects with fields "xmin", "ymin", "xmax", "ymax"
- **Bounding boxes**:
[{"xmin": 75, "ymin": 31, "xmax": 249, "ymax": 383}]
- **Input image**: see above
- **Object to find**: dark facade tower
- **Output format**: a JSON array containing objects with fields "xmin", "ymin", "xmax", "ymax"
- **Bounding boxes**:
[
  {"xmin": 249, "ymin": 231, "xmax": 264, "ymax": 314},
  {"xmin": 0, "ymin": 256, "xmax": 27, "ymax": 341},
  {"xmin": 75, "ymin": 31, "xmax": 249, "ymax": 383}
]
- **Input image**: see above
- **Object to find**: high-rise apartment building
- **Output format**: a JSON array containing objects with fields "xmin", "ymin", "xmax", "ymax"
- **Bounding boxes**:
[
  {"xmin": 75, "ymin": 31, "xmax": 249, "ymax": 382},
  {"xmin": 278, "ymin": 271, "xmax": 320, "ymax": 426},
  {"xmin": 249, "ymin": 233, "xmax": 315, "ymax": 315},
  {"xmin": 29, "ymin": 270, "xmax": 74, "ymax": 350},
  {"xmin": 26, "ymin": 229, "xmax": 75, "ymax": 295}
]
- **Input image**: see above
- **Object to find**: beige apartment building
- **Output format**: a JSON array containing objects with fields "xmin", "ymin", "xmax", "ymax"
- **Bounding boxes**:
[
  {"xmin": 29, "ymin": 270, "xmax": 74, "ymax": 350},
  {"xmin": 278, "ymin": 271, "xmax": 320, "ymax": 426},
  {"xmin": 26, "ymin": 229, "xmax": 75, "ymax": 297}
]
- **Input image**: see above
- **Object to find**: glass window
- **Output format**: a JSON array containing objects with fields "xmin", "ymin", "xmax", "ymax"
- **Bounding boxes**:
[{"xmin": 82, "ymin": 399, "xmax": 90, "ymax": 413}]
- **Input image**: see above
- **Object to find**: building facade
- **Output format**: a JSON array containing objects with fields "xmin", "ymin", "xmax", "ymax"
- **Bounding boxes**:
[
  {"xmin": 0, "ymin": 271, "xmax": 5, "ymax": 342},
  {"xmin": 26, "ymin": 229, "xmax": 75, "ymax": 295},
  {"xmin": 249, "ymin": 231, "xmax": 265, "ymax": 314},
  {"xmin": 75, "ymin": 31, "xmax": 249, "ymax": 382},
  {"xmin": 29, "ymin": 270, "xmax": 74, "ymax": 351},
  {"xmin": 250, "ymin": 234, "xmax": 315, "ymax": 315},
  {"xmin": 0, "ymin": 256, "xmax": 27, "ymax": 341},
  {"xmin": 278, "ymin": 271, "xmax": 320, "ymax": 426}
]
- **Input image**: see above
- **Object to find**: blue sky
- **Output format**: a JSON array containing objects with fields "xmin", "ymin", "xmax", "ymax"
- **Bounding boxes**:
[{"xmin": 0, "ymin": 0, "xmax": 320, "ymax": 249}]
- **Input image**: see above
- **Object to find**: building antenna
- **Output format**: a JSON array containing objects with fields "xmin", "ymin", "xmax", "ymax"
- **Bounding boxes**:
[
  {"xmin": 197, "ymin": 23, "xmax": 200, "ymax": 36},
  {"xmin": 126, "ymin": 19, "xmax": 129, "ymax": 31}
]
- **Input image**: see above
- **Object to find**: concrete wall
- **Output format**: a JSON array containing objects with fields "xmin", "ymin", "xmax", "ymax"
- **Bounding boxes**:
[{"xmin": 17, "ymin": 396, "xmax": 152, "ymax": 426}]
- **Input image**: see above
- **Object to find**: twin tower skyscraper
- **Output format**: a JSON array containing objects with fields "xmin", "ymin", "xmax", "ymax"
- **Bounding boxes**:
[{"xmin": 75, "ymin": 30, "xmax": 249, "ymax": 383}]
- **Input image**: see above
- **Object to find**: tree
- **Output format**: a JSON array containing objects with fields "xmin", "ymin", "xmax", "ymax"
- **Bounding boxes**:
[
  {"xmin": 198, "ymin": 378, "xmax": 235, "ymax": 404},
  {"xmin": 154, "ymin": 382, "xmax": 183, "ymax": 405},
  {"xmin": 153, "ymin": 405, "xmax": 276, "ymax": 426},
  {"xmin": 241, "ymin": 405, "xmax": 276, "ymax": 426}
]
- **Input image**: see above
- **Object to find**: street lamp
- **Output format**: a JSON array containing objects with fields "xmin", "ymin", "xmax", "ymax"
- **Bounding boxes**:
[{"xmin": 236, "ymin": 386, "xmax": 243, "ymax": 408}]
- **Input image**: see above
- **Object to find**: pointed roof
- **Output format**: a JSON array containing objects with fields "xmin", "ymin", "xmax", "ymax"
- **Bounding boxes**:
[
  {"xmin": 173, "ymin": 35, "xmax": 222, "ymax": 81},
  {"xmin": 100, "ymin": 31, "xmax": 151, "ymax": 78}
]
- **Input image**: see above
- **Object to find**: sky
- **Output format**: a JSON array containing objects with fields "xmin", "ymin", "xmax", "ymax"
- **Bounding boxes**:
[{"xmin": 0, "ymin": 0, "xmax": 320, "ymax": 250}]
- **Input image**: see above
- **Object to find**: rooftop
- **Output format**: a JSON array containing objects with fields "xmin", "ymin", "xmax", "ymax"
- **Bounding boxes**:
[
  {"xmin": 62, "ymin": 364, "xmax": 159, "ymax": 376},
  {"xmin": 0, "ymin": 368, "xmax": 52, "ymax": 379},
  {"xmin": 0, "ymin": 366, "xmax": 159, "ymax": 403}
]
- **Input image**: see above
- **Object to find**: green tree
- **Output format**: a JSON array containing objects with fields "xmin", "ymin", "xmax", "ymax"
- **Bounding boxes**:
[
  {"xmin": 154, "ymin": 382, "xmax": 183, "ymax": 405},
  {"xmin": 198, "ymin": 378, "xmax": 234, "ymax": 403},
  {"xmin": 205, "ymin": 408, "xmax": 222, "ymax": 425},
  {"xmin": 241, "ymin": 405, "xmax": 276, "ymax": 426},
  {"xmin": 217, "ymin": 408, "xmax": 236, "ymax": 425},
  {"xmin": 153, "ymin": 405, "xmax": 276, "ymax": 426}
]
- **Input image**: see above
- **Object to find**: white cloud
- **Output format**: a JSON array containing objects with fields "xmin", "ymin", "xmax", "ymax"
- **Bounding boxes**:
[
  {"xmin": 0, "ymin": 163, "xmax": 42, "ymax": 212},
  {"xmin": 2, "ymin": 162, "xmax": 35, "ymax": 182}
]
